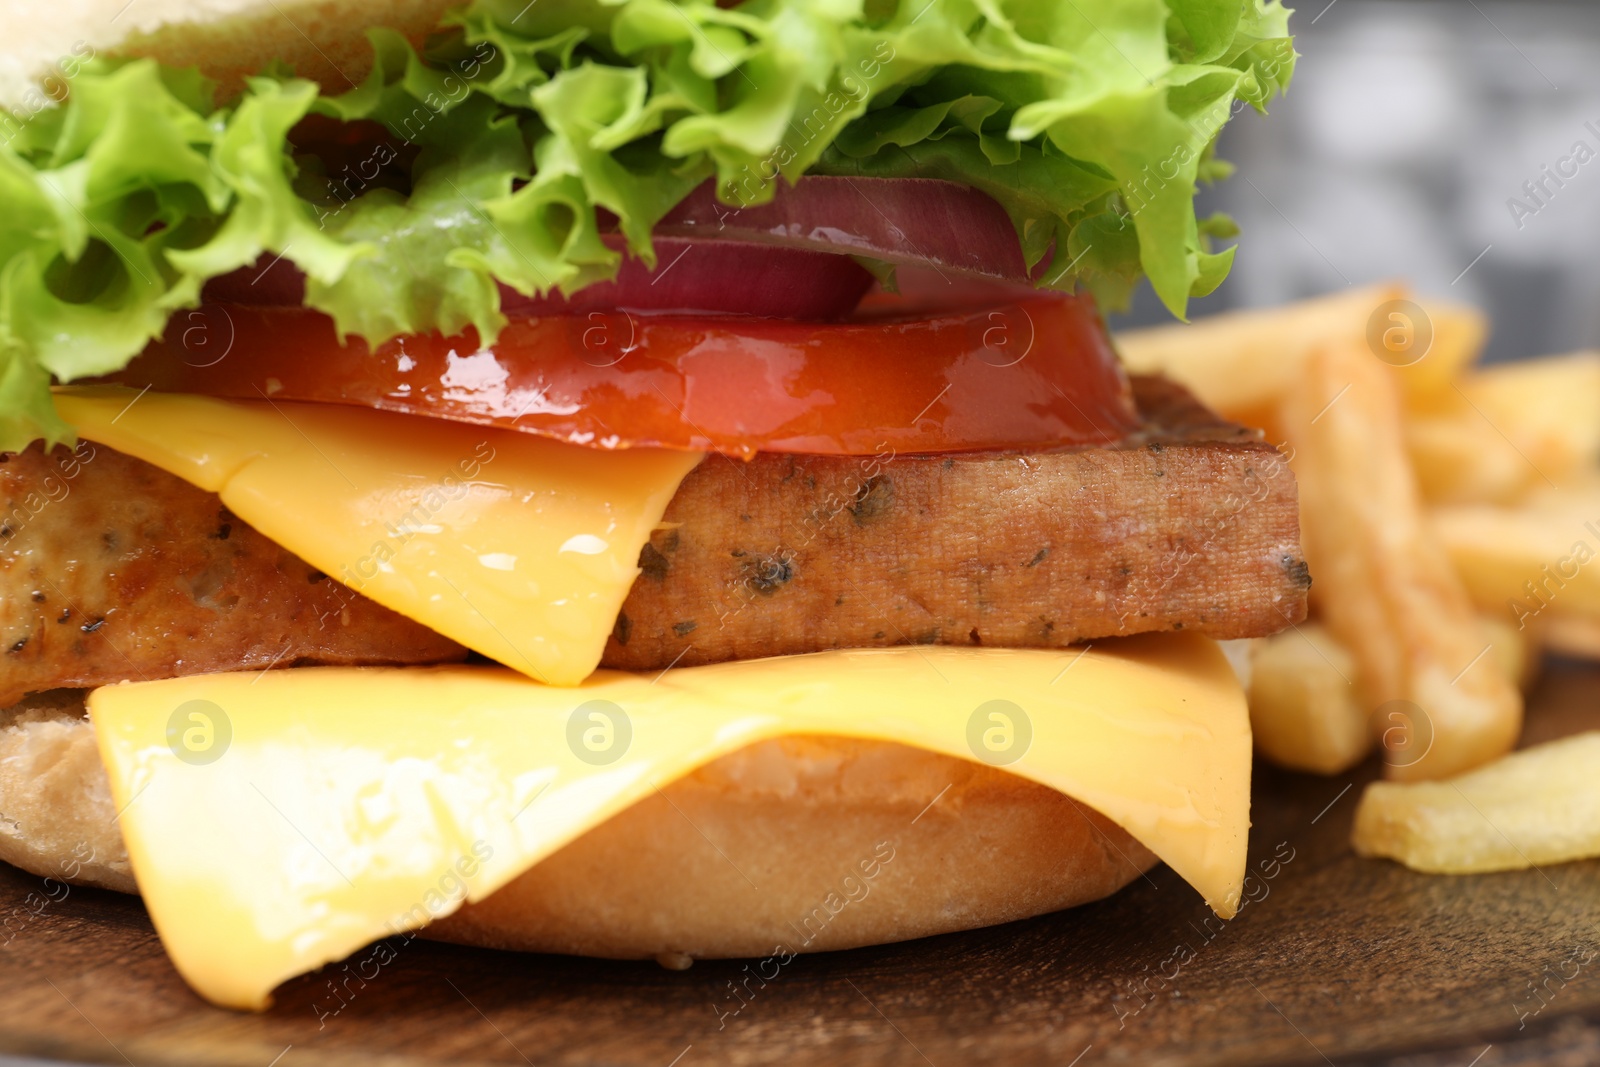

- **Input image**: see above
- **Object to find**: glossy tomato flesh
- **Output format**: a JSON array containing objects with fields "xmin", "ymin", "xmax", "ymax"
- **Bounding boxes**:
[{"xmin": 112, "ymin": 292, "xmax": 1138, "ymax": 457}]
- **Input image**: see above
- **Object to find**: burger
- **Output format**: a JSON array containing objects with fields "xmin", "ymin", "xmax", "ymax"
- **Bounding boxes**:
[{"xmin": 0, "ymin": 0, "xmax": 1301, "ymax": 1010}]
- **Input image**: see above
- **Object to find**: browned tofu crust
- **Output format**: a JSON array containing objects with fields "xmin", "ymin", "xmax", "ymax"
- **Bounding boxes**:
[
  {"xmin": 0, "ymin": 376, "xmax": 1306, "ymax": 697},
  {"xmin": 602, "ymin": 377, "xmax": 1309, "ymax": 670}
]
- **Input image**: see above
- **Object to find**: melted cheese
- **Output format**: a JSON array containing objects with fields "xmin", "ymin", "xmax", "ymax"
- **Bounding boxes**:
[
  {"xmin": 88, "ymin": 635, "xmax": 1251, "ymax": 1010},
  {"xmin": 54, "ymin": 388, "xmax": 701, "ymax": 685}
]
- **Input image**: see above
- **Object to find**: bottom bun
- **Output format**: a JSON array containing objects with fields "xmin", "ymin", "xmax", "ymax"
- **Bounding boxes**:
[
  {"xmin": 0, "ymin": 690, "xmax": 136, "ymax": 893},
  {"xmin": 1, "ymin": 694, "xmax": 1155, "ymax": 960},
  {"xmin": 436, "ymin": 734, "xmax": 1156, "ymax": 960}
]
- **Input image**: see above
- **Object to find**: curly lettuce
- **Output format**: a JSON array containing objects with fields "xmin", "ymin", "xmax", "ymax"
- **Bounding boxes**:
[{"xmin": 0, "ymin": 0, "xmax": 1293, "ymax": 452}]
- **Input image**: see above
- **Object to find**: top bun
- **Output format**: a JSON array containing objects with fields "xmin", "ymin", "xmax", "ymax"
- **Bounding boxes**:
[{"xmin": 0, "ymin": 0, "xmax": 468, "ymax": 110}]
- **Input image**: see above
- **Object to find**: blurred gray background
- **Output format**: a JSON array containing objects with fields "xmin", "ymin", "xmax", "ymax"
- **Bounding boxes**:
[{"xmin": 1111, "ymin": 0, "xmax": 1600, "ymax": 364}]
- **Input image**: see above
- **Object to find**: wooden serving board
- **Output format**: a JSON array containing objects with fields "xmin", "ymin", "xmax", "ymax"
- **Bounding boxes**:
[{"xmin": 4, "ymin": 664, "xmax": 1600, "ymax": 1067}]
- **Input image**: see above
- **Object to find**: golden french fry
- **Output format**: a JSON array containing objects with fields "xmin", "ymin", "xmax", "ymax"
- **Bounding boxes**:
[
  {"xmin": 1431, "ymin": 488, "xmax": 1600, "ymax": 628},
  {"xmin": 1458, "ymin": 353, "xmax": 1600, "ymax": 474},
  {"xmin": 1115, "ymin": 284, "xmax": 1484, "ymax": 421},
  {"xmin": 1247, "ymin": 614, "xmax": 1529, "ymax": 778},
  {"xmin": 1407, "ymin": 413, "xmax": 1538, "ymax": 506},
  {"xmin": 1116, "ymin": 285, "xmax": 1395, "ymax": 419},
  {"xmin": 1278, "ymin": 339, "xmax": 1521, "ymax": 781},
  {"xmin": 1352, "ymin": 732, "xmax": 1600, "ymax": 873},
  {"xmin": 1247, "ymin": 623, "xmax": 1370, "ymax": 774},
  {"xmin": 1477, "ymin": 611, "xmax": 1538, "ymax": 691},
  {"xmin": 1407, "ymin": 353, "xmax": 1600, "ymax": 505},
  {"xmin": 1398, "ymin": 302, "xmax": 1490, "ymax": 403}
]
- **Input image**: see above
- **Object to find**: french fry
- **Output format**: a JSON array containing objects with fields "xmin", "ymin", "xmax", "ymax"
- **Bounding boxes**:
[
  {"xmin": 1278, "ymin": 338, "xmax": 1521, "ymax": 781},
  {"xmin": 1352, "ymin": 732, "xmax": 1600, "ymax": 873},
  {"xmin": 1407, "ymin": 414, "xmax": 1540, "ymax": 506},
  {"xmin": 1116, "ymin": 285, "xmax": 1395, "ymax": 420},
  {"xmin": 1248, "ymin": 623, "xmax": 1370, "ymax": 774},
  {"xmin": 1398, "ymin": 302, "xmax": 1490, "ymax": 403},
  {"xmin": 1431, "ymin": 488, "xmax": 1600, "ymax": 626},
  {"xmin": 1247, "ymin": 614, "xmax": 1529, "ymax": 777},
  {"xmin": 1478, "ymin": 611, "xmax": 1538, "ymax": 692},
  {"xmin": 1408, "ymin": 353, "xmax": 1600, "ymax": 505},
  {"xmin": 1124, "ymin": 287, "xmax": 1569, "ymax": 782},
  {"xmin": 1115, "ymin": 284, "xmax": 1485, "ymax": 422}
]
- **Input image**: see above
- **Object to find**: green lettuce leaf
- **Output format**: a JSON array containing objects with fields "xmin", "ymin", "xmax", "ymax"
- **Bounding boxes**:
[{"xmin": 0, "ymin": 0, "xmax": 1293, "ymax": 452}]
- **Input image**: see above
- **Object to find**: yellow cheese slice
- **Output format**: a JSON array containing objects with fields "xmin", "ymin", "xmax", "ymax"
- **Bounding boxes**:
[
  {"xmin": 89, "ymin": 634, "xmax": 1251, "ymax": 1010},
  {"xmin": 53, "ymin": 387, "xmax": 701, "ymax": 685}
]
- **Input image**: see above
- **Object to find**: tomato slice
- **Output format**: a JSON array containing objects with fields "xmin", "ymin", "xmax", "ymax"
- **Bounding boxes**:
[{"xmin": 110, "ymin": 292, "xmax": 1138, "ymax": 457}]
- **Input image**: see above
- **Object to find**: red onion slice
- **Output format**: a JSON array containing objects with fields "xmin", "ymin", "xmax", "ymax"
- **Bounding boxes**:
[
  {"xmin": 506, "ymin": 237, "xmax": 874, "ymax": 319},
  {"xmin": 203, "ymin": 238, "xmax": 875, "ymax": 321},
  {"xmin": 199, "ymin": 177, "xmax": 1030, "ymax": 320},
  {"xmin": 651, "ymin": 176, "xmax": 1030, "ymax": 282}
]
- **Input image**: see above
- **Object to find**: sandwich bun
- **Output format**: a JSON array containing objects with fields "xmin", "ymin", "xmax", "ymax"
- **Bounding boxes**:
[
  {"xmin": 0, "ymin": 692, "xmax": 1154, "ymax": 960},
  {"xmin": 1, "ymin": 0, "xmax": 466, "ymax": 110},
  {"xmin": 0, "ymin": 0, "xmax": 1170, "ymax": 965}
]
